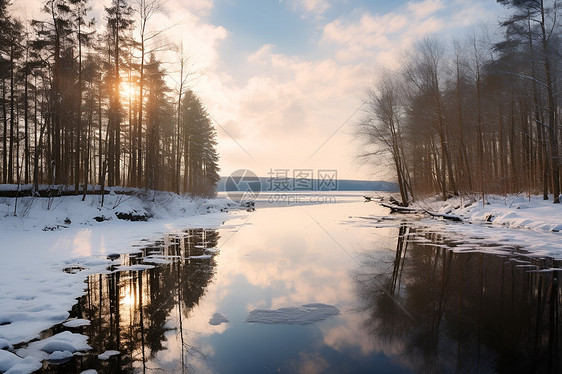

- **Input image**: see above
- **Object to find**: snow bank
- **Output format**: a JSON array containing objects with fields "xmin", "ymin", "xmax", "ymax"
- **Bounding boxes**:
[
  {"xmin": 0, "ymin": 190, "xmax": 237, "ymax": 373},
  {"xmin": 407, "ymin": 194, "xmax": 562, "ymax": 258},
  {"xmin": 0, "ymin": 188, "xmax": 231, "ymax": 232},
  {"xmin": 247, "ymin": 303, "xmax": 340, "ymax": 325},
  {"xmin": 416, "ymin": 195, "xmax": 562, "ymax": 231}
]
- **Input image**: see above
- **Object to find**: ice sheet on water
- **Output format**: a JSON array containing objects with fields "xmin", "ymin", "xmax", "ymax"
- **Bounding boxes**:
[
  {"xmin": 209, "ymin": 313, "xmax": 229, "ymax": 326},
  {"xmin": 114, "ymin": 264, "xmax": 155, "ymax": 272},
  {"xmin": 142, "ymin": 257, "xmax": 172, "ymax": 264},
  {"xmin": 98, "ymin": 350, "xmax": 120, "ymax": 360},
  {"xmin": 188, "ymin": 255, "xmax": 212, "ymax": 259},
  {"xmin": 247, "ymin": 303, "xmax": 340, "ymax": 325}
]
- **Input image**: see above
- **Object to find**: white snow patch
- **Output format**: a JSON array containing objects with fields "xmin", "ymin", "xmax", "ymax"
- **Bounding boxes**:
[
  {"xmin": 209, "ymin": 313, "xmax": 229, "ymax": 326},
  {"xmin": 247, "ymin": 303, "xmax": 340, "ymax": 325},
  {"xmin": 114, "ymin": 264, "xmax": 155, "ymax": 272},
  {"xmin": 46, "ymin": 350, "xmax": 74, "ymax": 361},
  {"xmin": 0, "ymin": 338, "xmax": 12, "ymax": 350},
  {"xmin": 63, "ymin": 318, "xmax": 91, "ymax": 328},
  {"xmin": 15, "ymin": 330, "xmax": 91, "ymax": 366},
  {"xmin": 98, "ymin": 350, "xmax": 120, "ymax": 360},
  {"xmin": 142, "ymin": 257, "xmax": 172, "ymax": 264},
  {"xmin": 0, "ymin": 350, "xmax": 41, "ymax": 374},
  {"xmin": 188, "ymin": 255, "xmax": 213, "ymax": 259}
]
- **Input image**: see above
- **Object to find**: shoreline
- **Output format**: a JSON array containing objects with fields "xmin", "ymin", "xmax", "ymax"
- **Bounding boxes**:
[
  {"xmin": 376, "ymin": 193, "xmax": 562, "ymax": 259},
  {"xmin": 0, "ymin": 192, "xmax": 240, "ymax": 351}
]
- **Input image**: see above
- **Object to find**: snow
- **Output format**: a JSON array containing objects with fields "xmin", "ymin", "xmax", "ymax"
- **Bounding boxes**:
[
  {"xmin": 97, "ymin": 350, "xmax": 120, "ymax": 360},
  {"xmin": 246, "ymin": 303, "xmax": 340, "ymax": 325},
  {"xmin": 0, "ymin": 350, "xmax": 41, "ymax": 374},
  {"xmin": 10, "ymin": 331, "xmax": 90, "ymax": 372},
  {"xmin": 0, "ymin": 190, "xmax": 235, "ymax": 373},
  {"xmin": 62, "ymin": 319, "xmax": 91, "ymax": 328},
  {"xmin": 0, "ymin": 338, "xmax": 12, "ymax": 350},
  {"xmin": 114, "ymin": 264, "xmax": 155, "ymax": 272},
  {"xmin": 46, "ymin": 350, "xmax": 74, "ymax": 362},
  {"xmin": 188, "ymin": 254, "xmax": 213, "ymax": 259},
  {"xmin": 399, "ymin": 194, "xmax": 562, "ymax": 258},
  {"xmin": 209, "ymin": 313, "xmax": 229, "ymax": 326}
]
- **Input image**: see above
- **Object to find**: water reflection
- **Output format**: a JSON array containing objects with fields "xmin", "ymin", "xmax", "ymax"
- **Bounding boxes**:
[
  {"xmin": 32, "ymin": 200, "xmax": 562, "ymax": 373},
  {"xmin": 356, "ymin": 225, "xmax": 562, "ymax": 373},
  {"xmin": 41, "ymin": 229, "xmax": 220, "ymax": 373}
]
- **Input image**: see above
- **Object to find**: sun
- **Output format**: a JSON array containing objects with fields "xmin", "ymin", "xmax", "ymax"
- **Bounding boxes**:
[{"xmin": 120, "ymin": 79, "xmax": 136, "ymax": 100}]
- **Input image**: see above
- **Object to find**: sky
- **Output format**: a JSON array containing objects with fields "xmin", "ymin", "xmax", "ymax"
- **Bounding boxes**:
[{"xmin": 12, "ymin": 0, "xmax": 508, "ymax": 181}]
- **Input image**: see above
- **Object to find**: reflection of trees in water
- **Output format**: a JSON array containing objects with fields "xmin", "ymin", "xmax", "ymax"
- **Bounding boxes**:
[
  {"xmin": 356, "ymin": 225, "xmax": 561, "ymax": 373},
  {"xmin": 43, "ymin": 229, "xmax": 220, "ymax": 373}
]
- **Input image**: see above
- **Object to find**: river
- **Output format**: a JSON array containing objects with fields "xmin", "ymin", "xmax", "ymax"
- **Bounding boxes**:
[{"xmin": 33, "ymin": 192, "xmax": 561, "ymax": 373}]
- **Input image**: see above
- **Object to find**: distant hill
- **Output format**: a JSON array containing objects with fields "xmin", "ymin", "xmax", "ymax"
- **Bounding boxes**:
[{"xmin": 216, "ymin": 177, "xmax": 398, "ymax": 192}]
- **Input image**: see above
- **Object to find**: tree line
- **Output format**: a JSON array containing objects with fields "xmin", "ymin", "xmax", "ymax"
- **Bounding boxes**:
[
  {"xmin": 0, "ymin": 0, "xmax": 220, "ymax": 196},
  {"xmin": 358, "ymin": 0, "xmax": 561, "ymax": 205}
]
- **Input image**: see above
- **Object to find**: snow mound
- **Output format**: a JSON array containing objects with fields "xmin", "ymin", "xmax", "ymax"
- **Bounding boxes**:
[
  {"xmin": 0, "ymin": 350, "xmax": 41, "ymax": 374},
  {"xmin": 98, "ymin": 350, "xmax": 120, "ymax": 360},
  {"xmin": 209, "ymin": 313, "xmax": 229, "ymax": 326},
  {"xmin": 247, "ymin": 303, "xmax": 340, "ymax": 325},
  {"xmin": 0, "ymin": 338, "xmax": 12, "ymax": 350},
  {"xmin": 63, "ymin": 318, "xmax": 91, "ymax": 328},
  {"xmin": 46, "ymin": 350, "xmax": 74, "ymax": 362},
  {"xmin": 16, "ymin": 331, "xmax": 91, "ymax": 366}
]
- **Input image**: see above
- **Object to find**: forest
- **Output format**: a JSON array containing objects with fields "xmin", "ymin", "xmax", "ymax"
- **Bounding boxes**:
[
  {"xmin": 0, "ymin": 0, "xmax": 220, "ymax": 197},
  {"xmin": 358, "ymin": 0, "xmax": 562, "ymax": 206}
]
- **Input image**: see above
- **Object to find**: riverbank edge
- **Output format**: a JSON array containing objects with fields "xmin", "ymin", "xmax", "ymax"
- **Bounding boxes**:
[
  {"xmin": 377, "ymin": 193, "xmax": 562, "ymax": 259},
  {"xmin": 0, "ymin": 191, "xmax": 242, "ymax": 371},
  {"xmin": 408, "ymin": 193, "xmax": 562, "ymax": 233}
]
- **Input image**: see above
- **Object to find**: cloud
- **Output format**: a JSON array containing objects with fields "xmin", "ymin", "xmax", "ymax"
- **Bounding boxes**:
[
  {"xmin": 320, "ymin": 0, "xmax": 497, "ymax": 67},
  {"xmin": 286, "ymin": 0, "xmax": 332, "ymax": 17}
]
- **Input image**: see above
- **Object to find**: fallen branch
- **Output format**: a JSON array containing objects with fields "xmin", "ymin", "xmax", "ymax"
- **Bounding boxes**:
[
  {"xmin": 380, "ymin": 203, "xmax": 424, "ymax": 214},
  {"xmin": 423, "ymin": 210, "xmax": 463, "ymax": 222}
]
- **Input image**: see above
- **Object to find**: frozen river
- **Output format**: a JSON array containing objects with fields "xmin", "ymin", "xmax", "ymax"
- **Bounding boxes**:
[{"xmin": 14, "ymin": 193, "xmax": 562, "ymax": 373}]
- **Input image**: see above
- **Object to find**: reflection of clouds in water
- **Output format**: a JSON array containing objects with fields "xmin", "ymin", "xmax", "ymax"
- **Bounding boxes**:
[
  {"xmin": 71, "ymin": 229, "xmax": 92, "ymax": 257},
  {"xmin": 287, "ymin": 352, "xmax": 330, "ymax": 374},
  {"xmin": 153, "ymin": 201, "xmax": 403, "ymax": 371}
]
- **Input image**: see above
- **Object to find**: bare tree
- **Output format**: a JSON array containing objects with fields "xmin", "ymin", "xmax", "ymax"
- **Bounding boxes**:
[{"xmin": 358, "ymin": 71, "xmax": 414, "ymax": 205}]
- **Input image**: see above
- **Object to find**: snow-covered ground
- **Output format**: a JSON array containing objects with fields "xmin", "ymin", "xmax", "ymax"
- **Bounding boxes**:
[
  {"xmin": 408, "ymin": 194, "xmax": 562, "ymax": 258},
  {"xmin": 0, "ymin": 190, "xmax": 236, "ymax": 373}
]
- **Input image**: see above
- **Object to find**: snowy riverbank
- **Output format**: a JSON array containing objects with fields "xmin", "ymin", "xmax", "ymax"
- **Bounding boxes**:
[
  {"xmin": 0, "ymin": 190, "xmax": 237, "ymax": 372},
  {"xmin": 404, "ymin": 194, "xmax": 562, "ymax": 258}
]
